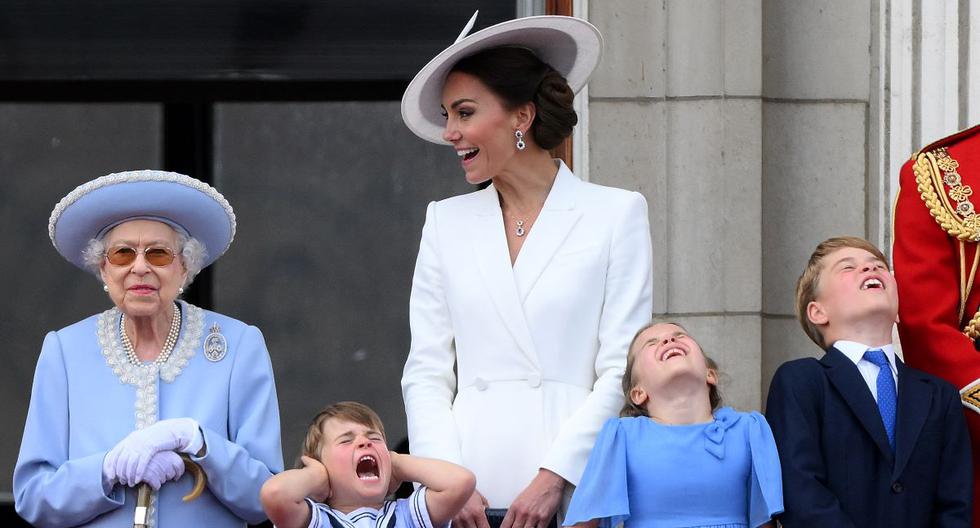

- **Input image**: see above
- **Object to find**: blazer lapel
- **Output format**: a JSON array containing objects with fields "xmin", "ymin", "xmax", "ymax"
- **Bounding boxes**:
[
  {"xmin": 469, "ymin": 185, "xmax": 539, "ymax": 362},
  {"xmin": 893, "ymin": 360, "xmax": 930, "ymax": 478},
  {"xmin": 513, "ymin": 162, "xmax": 583, "ymax": 301},
  {"xmin": 822, "ymin": 348, "xmax": 895, "ymax": 462}
]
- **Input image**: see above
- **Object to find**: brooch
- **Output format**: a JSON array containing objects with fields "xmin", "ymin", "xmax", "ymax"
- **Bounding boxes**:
[{"xmin": 203, "ymin": 322, "xmax": 227, "ymax": 362}]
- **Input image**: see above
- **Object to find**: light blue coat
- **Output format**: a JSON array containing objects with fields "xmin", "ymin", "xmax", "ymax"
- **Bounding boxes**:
[{"xmin": 14, "ymin": 301, "xmax": 284, "ymax": 527}]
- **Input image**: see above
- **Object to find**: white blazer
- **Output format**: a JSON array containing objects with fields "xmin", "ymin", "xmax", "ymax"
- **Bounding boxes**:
[{"xmin": 401, "ymin": 161, "xmax": 653, "ymax": 508}]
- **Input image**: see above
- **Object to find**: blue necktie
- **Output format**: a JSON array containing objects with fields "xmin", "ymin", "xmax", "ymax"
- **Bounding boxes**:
[{"xmin": 863, "ymin": 349, "xmax": 896, "ymax": 451}]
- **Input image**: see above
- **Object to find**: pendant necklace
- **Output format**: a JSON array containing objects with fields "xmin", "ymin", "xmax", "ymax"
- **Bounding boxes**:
[
  {"xmin": 503, "ymin": 196, "xmax": 541, "ymax": 238},
  {"xmin": 508, "ymin": 213, "xmax": 535, "ymax": 237}
]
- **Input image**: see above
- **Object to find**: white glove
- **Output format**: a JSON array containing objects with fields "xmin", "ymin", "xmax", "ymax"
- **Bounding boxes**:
[
  {"xmin": 140, "ymin": 451, "xmax": 186, "ymax": 490},
  {"xmin": 103, "ymin": 418, "xmax": 203, "ymax": 487}
]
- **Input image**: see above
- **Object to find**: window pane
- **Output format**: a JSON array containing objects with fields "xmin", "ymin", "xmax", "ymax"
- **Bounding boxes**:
[{"xmin": 213, "ymin": 102, "xmax": 470, "ymax": 450}]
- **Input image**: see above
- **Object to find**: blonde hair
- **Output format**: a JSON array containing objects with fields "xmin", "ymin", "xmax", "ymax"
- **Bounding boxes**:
[
  {"xmin": 300, "ymin": 401, "xmax": 386, "ymax": 466},
  {"xmin": 795, "ymin": 236, "xmax": 889, "ymax": 349},
  {"xmin": 620, "ymin": 321, "xmax": 722, "ymax": 417}
]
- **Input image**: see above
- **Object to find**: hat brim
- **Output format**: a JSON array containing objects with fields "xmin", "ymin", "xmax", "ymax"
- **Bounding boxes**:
[
  {"xmin": 49, "ymin": 171, "xmax": 236, "ymax": 273},
  {"xmin": 401, "ymin": 15, "xmax": 602, "ymax": 145}
]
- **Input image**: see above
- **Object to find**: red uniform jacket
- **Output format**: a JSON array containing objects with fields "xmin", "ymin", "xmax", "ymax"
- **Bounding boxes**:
[{"xmin": 893, "ymin": 124, "xmax": 980, "ymax": 524}]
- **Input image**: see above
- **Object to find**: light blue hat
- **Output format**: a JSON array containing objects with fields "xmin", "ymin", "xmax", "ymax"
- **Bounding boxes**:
[{"xmin": 49, "ymin": 170, "xmax": 236, "ymax": 273}]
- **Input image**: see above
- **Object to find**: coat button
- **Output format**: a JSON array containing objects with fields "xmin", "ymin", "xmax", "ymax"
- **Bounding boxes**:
[
  {"xmin": 473, "ymin": 377, "xmax": 488, "ymax": 391},
  {"xmin": 891, "ymin": 481, "xmax": 904, "ymax": 494},
  {"xmin": 527, "ymin": 373, "xmax": 542, "ymax": 388}
]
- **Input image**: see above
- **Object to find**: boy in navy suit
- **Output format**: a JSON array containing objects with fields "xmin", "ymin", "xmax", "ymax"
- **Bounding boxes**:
[{"xmin": 766, "ymin": 236, "xmax": 972, "ymax": 527}]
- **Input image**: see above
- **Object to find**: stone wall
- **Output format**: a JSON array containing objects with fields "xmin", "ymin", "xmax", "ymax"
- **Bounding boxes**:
[{"xmin": 587, "ymin": 0, "xmax": 874, "ymax": 410}]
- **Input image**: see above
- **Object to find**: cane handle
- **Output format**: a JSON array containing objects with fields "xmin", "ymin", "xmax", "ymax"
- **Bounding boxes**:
[{"xmin": 180, "ymin": 454, "xmax": 207, "ymax": 502}]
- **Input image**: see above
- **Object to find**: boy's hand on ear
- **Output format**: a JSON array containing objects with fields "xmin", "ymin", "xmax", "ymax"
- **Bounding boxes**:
[
  {"xmin": 387, "ymin": 451, "xmax": 405, "ymax": 495},
  {"xmin": 384, "ymin": 452, "xmax": 476, "ymax": 526},
  {"xmin": 261, "ymin": 456, "xmax": 332, "ymax": 528},
  {"xmin": 300, "ymin": 455, "xmax": 331, "ymax": 501}
]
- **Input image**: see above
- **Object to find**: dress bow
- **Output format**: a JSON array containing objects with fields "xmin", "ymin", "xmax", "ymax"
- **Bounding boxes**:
[{"xmin": 703, "ymin": 407, "xmax": 739, "ymax": 460}]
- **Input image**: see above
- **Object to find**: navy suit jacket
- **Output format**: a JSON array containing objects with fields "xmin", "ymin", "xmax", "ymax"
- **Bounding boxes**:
[{"xmin": 765, "ymin": 347, "xmax": 972, "ymax": 527}]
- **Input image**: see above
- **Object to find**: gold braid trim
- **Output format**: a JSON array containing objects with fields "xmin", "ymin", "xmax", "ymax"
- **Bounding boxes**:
[
  {"xmin": 966, "ymin": 245, "xmax": 980, "ymax": 318},
  {"xmin": 965, "ymin": 305, "xmax": 980, "ymax": 340},
  {"xmin": 960, "ymin": 241, "xmax": 967, "ymax": 322},
  {"xmin": 961, "ymin": 380, "xmax": 980, "ymax": 415},
  {"xmin": 914, "ymin": 148, "xmax": 980, "ymax": 339},
  {"xmin": 913, "ymin": 150, "xmax": 980, "ymax": 242}
]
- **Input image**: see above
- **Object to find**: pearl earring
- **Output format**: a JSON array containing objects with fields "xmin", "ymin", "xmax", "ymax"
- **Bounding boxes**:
[
  {"xmin": 103, "ymin": 284, "xmax": 109, "ymax": 293},
  {"xmin": 515, "ymin": 129, "xmax": 526, "ymax": 151},
  {"xmin": 178, "ymin": 287, "xmax": 185, "ymax": 295}
]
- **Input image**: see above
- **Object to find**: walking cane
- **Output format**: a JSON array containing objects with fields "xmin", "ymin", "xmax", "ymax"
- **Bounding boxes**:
[{"xmin": 133, "ymin": 454, "xmax": 207, "ymax": 528}]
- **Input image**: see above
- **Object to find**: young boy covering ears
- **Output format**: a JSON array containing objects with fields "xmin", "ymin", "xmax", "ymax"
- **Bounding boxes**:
[{"xmin": 261, "ymin": 402, "xmax": 475, "ymax": 528}]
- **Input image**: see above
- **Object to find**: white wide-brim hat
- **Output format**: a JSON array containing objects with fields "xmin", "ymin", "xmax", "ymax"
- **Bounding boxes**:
[
  {"xmin": 49, "ymin": 170, "xmax": 236, "ymax": 273},
  {"xmin": 401, "ymin": 13, "xmax": 603, "ymax": 144}
]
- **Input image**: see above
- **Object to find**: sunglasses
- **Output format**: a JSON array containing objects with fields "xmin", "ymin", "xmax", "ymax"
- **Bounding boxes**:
[{"xmin": 104, "ymin": 245, "xmax": 177, "ymax": 267}]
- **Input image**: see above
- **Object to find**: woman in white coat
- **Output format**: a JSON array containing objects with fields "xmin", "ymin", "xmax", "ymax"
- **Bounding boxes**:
[{"xmin": 400, "ymin": 15, "xmax": 653, "ymax": 528}]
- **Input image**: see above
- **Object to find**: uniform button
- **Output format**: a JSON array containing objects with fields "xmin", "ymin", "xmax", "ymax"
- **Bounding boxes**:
[
  {"xmin": 527, "ymin": 373, "xmax": 542, "ymax": 388},
  {"xmin": 473, "ymin": 377, "xmax": 488, "ymax": 391},
  {"xmin": 891, "ymin": 481, "xmax": 904, "ymax": 494}
]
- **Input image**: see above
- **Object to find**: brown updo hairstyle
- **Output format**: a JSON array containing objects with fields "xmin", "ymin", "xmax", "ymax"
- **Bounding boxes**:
[
  {"xmin": 620, "ymin": 322, "xmax": 723, "ymax": 418},
  {"xmin": 450, "ymin": 47, "xmax": 578, "ymax": 150}
]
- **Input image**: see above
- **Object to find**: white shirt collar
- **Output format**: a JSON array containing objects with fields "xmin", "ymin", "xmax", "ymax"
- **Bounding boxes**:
[{"xmin": 833, "ymin": 340, "xmax": 897, "ymax": 372}]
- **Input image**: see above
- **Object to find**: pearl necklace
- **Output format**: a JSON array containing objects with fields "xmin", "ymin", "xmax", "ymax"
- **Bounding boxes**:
[{"xmin": 120, "ymin": 303, "xmax": 181, "ymax": 366}]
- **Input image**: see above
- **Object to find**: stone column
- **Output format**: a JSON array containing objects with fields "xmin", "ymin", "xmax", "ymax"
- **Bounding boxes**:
[
  {"xmin": 760, "ymin": 0, "xmax": 873, "ymax": 397},
  {"xmin": 588, "ymin": 0, "xmax": 764, "ymax": 410}
]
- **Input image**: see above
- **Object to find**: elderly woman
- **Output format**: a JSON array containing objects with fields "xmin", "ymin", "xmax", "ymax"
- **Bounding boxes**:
[
  {"xmin": 13, "ymin": 171, "xmax": 283, "ymax": 527},
  {"xmin": 400, "ymin": 14, "xmax": 653, "ymax": 528}
]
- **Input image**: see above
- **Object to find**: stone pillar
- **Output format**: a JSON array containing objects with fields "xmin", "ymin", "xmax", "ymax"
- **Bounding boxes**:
[
  {"xmin": 588, "ymin": 0, "xmax": 764, "ymax": 410},
  {"xmin": 759, "ymin": 0, "xmax": 873, "ymax": 397},
  {"xmin": 583, "ymin": 0, "xmax": 980, "ymax": 410}
]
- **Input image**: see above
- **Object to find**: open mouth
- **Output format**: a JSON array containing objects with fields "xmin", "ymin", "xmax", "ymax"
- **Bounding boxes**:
[
  {"xmin": 660, "ymin": 347, "xmax": 686, "ymax": 361},
  {"xmin": 861, "ymin": 278, "xmax": 884, "ymax": 290},
  {"xmin": 356, "ymin": 455, "xmax": 379, "ymax": 481},
  {"xmin": 458, "ymin": 148, "xmax": 480, "ymax": 162}
]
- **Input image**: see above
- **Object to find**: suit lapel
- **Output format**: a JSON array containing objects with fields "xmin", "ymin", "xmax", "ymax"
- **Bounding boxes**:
[
  {"xmin": 513, "ymin": 163, "xmax": 583, "ymax": 301},
  {"xmin": 893, "ymin": 360, "xmax": 930, "ymax": 478},
  {"xmin": 822, "ymin": 348, "xmax": 895, "ymax": 462},
  {"xmin": 469, "ymin": 185, "xmax": 539, "ymax": 363}
]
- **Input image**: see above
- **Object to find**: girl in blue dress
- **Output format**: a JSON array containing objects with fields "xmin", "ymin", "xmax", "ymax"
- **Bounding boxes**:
[{"xmin": 564, "ymin": 322, "xmax": 783, "ymax": 528}]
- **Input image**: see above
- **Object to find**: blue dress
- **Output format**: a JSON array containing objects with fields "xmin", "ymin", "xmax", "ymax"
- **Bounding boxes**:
[
  {"xmin": 13, "ymin": 301, "xmax": 284, "ymax": 527},
  {"xmin": 563, "ymin": 408, "xmax": 783, "ymax": 528}
]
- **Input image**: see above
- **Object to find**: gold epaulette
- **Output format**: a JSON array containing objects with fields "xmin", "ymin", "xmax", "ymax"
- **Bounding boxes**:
[
  {"xmin": 914, "ymin": 146, "xmax": 980, "ymax": 340},
  {"xmin": 913, "ymin": 147, "xmax": 980, "ymax": 241}
]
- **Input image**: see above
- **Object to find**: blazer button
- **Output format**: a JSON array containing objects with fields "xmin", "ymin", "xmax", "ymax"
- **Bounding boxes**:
[
  {"xmin": 473, "ymin": 377, "xmax": 488, "ymax": 391},
  {"xmin": 891, "ymin": 481, "xmax": 904, "ymax": 494},
  {"xmin": 527, "ymin": 373, "xmax": 542, "ymax": 388}
]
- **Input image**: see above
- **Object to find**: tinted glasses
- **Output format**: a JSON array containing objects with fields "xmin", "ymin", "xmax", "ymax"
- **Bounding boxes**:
[{"xmin": 104, "ymin": 245, "xmax": 177, "ymax": 267}]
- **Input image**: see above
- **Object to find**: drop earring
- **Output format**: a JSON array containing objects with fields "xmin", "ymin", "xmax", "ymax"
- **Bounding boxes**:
[{"xmin": 515, "ymin": 129, "xmax": 526, "ymax": 151}]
